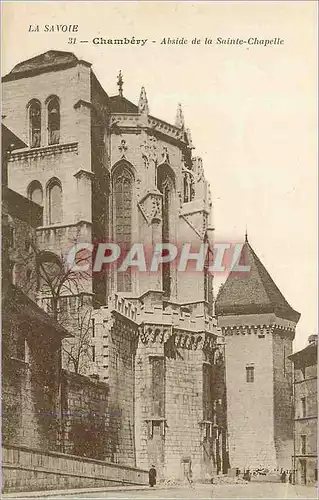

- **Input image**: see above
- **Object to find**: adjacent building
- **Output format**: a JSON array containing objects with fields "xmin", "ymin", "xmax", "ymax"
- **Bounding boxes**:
[
  {"xmin": 215, "ymin": 237, "xmax": 301, "ymax": 471},
  {"xmin": 289, "ymin": 334, "xmax": 317, "ymax": 485}
]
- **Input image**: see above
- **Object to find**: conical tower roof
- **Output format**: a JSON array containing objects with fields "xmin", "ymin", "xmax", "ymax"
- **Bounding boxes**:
[{"xmin": 215, "ymin": 240, "xmax": 300, "ymax": 323}]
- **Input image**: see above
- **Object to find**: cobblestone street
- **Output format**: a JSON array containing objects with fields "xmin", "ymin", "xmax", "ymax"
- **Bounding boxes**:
[{"xmin": 44, "ymin": 483, "xmax": 317, "ymax": 500}]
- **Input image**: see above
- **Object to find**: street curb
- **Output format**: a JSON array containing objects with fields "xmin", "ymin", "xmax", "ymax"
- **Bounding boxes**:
[
  {"xmin": 1, "ymin": 484, "xmax": 182, "ymax": 499},
  {"xmin": 1, "ymin": 485, "xmax": 152, "ymax": 498}
]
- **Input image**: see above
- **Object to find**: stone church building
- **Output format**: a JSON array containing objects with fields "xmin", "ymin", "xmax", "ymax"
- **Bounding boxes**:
[{"xmin": 2, "ymin": 50, "xmax": 300, "ymax": 481}]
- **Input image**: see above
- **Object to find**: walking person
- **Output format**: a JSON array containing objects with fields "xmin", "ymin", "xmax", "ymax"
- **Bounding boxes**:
[
  {"xmin": 186, "ymin": 468, "xmax": 194, "ymax": 489},
  {"xmin": 149, "ymin": 464, "xmax": 157, "ymax": 487}
]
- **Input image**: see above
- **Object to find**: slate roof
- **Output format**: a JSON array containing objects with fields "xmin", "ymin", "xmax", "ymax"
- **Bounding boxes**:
[
  {"xmin": 109, "ymin": 95, "xmax": 139, "ymax": 113},
  {"xmin": 5, "ymin": 187, "xmax": 43, "ymax": 227},
  {"xmin": 215, "ymin": 240, "xmax": 300, "ymax": 323},
  {"xmin": 288, "ymin": 338, "xmax": 317, "ymax": 367},
  {"xmin": 2, "ymin": 50, "xmax": 85, "ymax": 82},
  {"xmin": 3, "ymin": 284, "xmax": 71, "ymax": 338},
  {"xmin": 2, "ymin": 124, "xmax": 27, "ymax": 151}
]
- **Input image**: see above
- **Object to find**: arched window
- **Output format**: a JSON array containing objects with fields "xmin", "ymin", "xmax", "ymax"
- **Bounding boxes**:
[
  {"xmin": 113, "ymin": 163, "xmax": 133, "ymax": 292},
  {"xmin": 28, "ymin": 180, "xmax": 43, "ymax": 206},
  {"xmin": 47, "ymin": 179, "xmax": 62, "ymax": 224},
  {"xmin": 157, "ymin": 164, "xmax": 175, "ymax": 298},
  {"xmin": 47, "ymin": 96, "xmax": 60, "ymax": 145},
  {"xmin": 28, "ymin": 100, "xmax": 41, "ymax": 148}
]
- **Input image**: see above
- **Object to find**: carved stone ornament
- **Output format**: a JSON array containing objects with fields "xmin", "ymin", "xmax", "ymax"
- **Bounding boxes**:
[
  {"xmin": 118, "ymin": 138, "xmax": 128, "ymax": 157},
  {"xmin": 138, "ymin": 189, "xmax": 162, "ymax": 225},
  {"xmin": 140, "ymin": 325, "xmax": 172, "ymax": 345},
  {"xmin": 138, "ymin": 86, "xmax": 149, "ymax": 115},
  {"xmin": 140, "ymin": 135, "xmax": 157, "ymax": 168},
  {"xmin": 161, "ymin": 146, "xmax": 170, "ymax": 164}
]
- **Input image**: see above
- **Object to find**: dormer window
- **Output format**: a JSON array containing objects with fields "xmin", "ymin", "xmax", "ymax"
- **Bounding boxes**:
[
  {"xmin": 29, "ymin": 100, "xmax": 41, "ymax": 148},
  {"xmin": 47, "ymin": 96, "xmax": 60, "ymax": 145}
]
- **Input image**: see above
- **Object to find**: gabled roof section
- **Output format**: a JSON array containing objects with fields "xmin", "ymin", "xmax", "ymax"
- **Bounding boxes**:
[
  {"xmin": 2, "ymin": 124, "xmax": 27, "ymax": 151},
  {"xmin": 5, "ymin": 187, "xmax": 43, "ymax": 228},
  {"xmin": 2, "ymin": 50, "xmax": 89, "ymax": 82},
  {"xmin": 109, "ymin": 95, "xmax": 138, "ymax": 113},
  {"xmin": 215, "ymin": 241, "xmax": 300, "ymax": 323},
  {"xmin": 288, "ymin": 338, "xmax": 317, "ymax": 367},
  {"xmin": 3, "ymin": 284, "xmax": 71, "ymax": 338}
]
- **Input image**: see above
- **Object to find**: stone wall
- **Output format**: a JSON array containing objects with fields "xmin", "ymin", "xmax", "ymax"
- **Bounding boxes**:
[
  {"xmin": 272, "ymin": 332, "xmax": 294, "ymax": 469},
  {"xmin": 2, "ymin": 347, "xmax": 61, "ymax": 453},
  {"xmin": 107, "ymin": 316, "xmax": 138, "ymax": 466},
  {"xmin": 2, "ymin": 445, "xmax": 148, "ymax": 493},
  {"xmin": 134, "ymin": 329, "xmax": 224, "ymax": 482},
  {"xmin": 220, "ymin": 314, "xmax": 277, "ymax": 470},
  {"xmin": 61, "ymin": 370, "xmax": 110, "ymax": 460},
  {"xmin": 88, "ymin": 308, "xmax": 138, "ymax": 467},
  {"xmin": 164, "ymin": 348, "xmax": 204, "ymax": 480}
]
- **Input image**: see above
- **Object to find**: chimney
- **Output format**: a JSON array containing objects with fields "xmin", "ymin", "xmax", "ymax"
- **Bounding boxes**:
[{"xmin": 308, "ymin": 334, "xmax": 318, "ymax": 345}]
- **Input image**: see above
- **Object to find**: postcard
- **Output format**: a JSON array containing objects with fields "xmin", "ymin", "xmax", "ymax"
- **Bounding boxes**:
[{"xmin": 1, "ymin": 1, "xmax": 317, "ymax": 498}]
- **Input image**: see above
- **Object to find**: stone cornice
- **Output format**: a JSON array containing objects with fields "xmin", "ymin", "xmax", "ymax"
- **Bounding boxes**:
[
  {"xmin": 222, "ymin": 323, "xmax": 295, "ymax": 337},
  {"xmin": 36, "ymin": 219, "xmax": 92, "ymax": 232},
  {"xmin": 110, "ymin": 113, "xmax": 186, "ymax": 144},
  {"xmin": 138, "ymin": 323, "xmax": 218, "ymax": 352},
  {"xmin": 110, "ymin": 314, "xmax": 139, "ymax": 344},
  {"xmin": 144, "ymin": 416, "xmax": 167, "ymax": 422},
  {"xmin": 8, "ymin": 142, "xmax": 78, "ymax": 161},
  {"xmin": 109, "ymin": 293, "xmax": 139, "ymax": 323},
  {"xmin": 139, "ymin": 324, "xmax": 173, "ymax": 345}
]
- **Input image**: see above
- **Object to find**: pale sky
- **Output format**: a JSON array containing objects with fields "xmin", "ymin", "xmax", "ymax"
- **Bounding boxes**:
[{"xmin": 2, "ymin": 1, "xmax": 317, "ymax": 350}]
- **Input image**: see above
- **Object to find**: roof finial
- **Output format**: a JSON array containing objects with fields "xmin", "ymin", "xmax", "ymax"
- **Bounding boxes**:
[
  {"xmin": 175, "ymin": 103, "xmax": 185, "ymax": 129},
  {"xmin": 245, "ymin": 226, "xmax": 248, "ymax": 243},
  {"xmin": 138, "ymin": 86, "xmax": 149, "ymax": 114},
  {"xmin": 117, "ymin": 70, "xmax": 123, "ymax": 97}
]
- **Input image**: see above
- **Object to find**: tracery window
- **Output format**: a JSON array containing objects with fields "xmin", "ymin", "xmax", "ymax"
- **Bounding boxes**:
[
  {"xmin": 29, "ymin": 100, "xmax": 41, "ymax": 148},
  {"xmin": 47, "ymin": 96, "xmax": 60, "ymax": 145},
  {"xmin": 157, "ymin": 165, "xmax": 175, "ymax": 298},
  {"xmin": 113, "ymin": 164, "xmax": 133, "ymax": 292}
]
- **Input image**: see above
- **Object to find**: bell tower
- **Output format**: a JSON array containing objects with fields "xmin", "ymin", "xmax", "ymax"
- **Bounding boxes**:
[{"xmin": 216, "ymin": 238, "xmax": 300, "ymax": 470}]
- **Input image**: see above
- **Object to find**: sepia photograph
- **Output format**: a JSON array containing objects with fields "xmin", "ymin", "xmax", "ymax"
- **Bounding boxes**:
[{"xmin": 1, "ymin": 1, "xmax": 317, "ymax": 499}]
